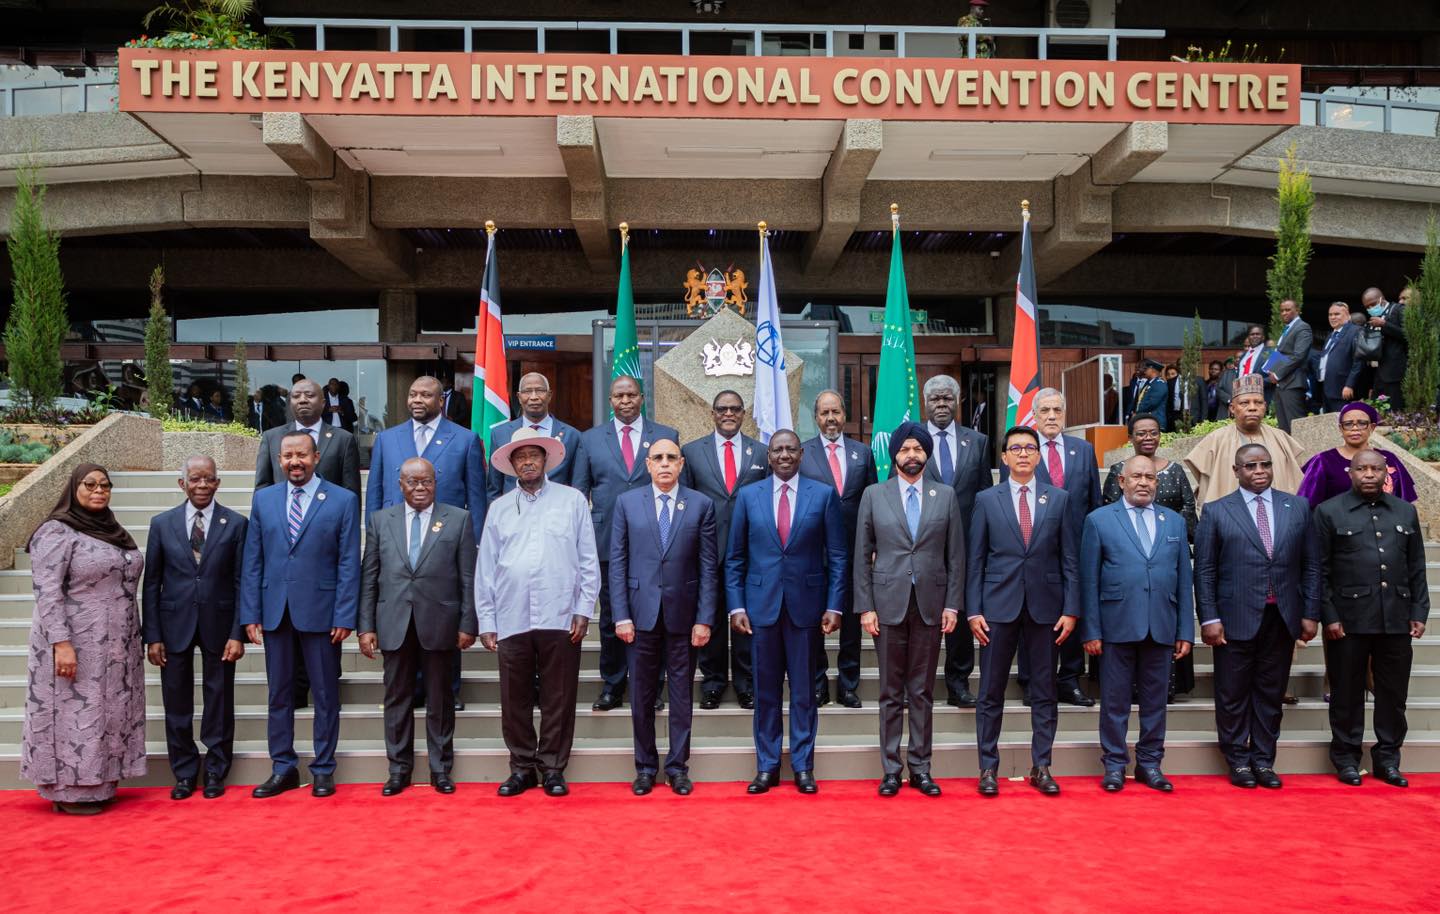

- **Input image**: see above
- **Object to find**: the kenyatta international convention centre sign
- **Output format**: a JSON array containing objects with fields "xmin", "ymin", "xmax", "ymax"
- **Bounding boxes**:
[{"xmin": 118, "ymin": 50, "xmax": 1300, "ymax": 125}]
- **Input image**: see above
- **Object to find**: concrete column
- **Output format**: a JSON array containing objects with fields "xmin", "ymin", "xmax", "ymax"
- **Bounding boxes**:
[
  {"xmin": 802, "ymin": 119, "xmax": 882, "ymax": 277},
  {"xmin": 556, "ymin": 115, "xmax": 613, "ymax": 274},
  {"xmin": 378, "ymin": 288, "xmax": 418, "ymax": 343}
]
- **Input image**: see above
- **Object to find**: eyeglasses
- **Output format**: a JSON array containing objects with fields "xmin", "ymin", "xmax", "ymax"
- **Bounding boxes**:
[
  {"xmin": 1006, "ymin": 444, "xmax": 1040, "ymax": 455},
  {"xmin": 1339, "ymin": 420, "xmax": 1372, "ymax": 430},
  {"xmin": 649, "ymin": 454, "xmax": 681, "ymax": 463},
  {"xmin": 401, "ymin": 479, "xmax": 435, "ymax": 489},
  {"xmin": 184, "ymin": 476, "xmax": 219, "ymax": 485},
  {"xmin": 1239, "ymin": 460, "xmax": 1273, "ymax": 471},
  {"xmin": 1131, "ymin": 429, "xmax": 1161, "ymax": 439},
  {"xmin": 80, "ymin": 480, "xmax": 113, "ymax": 492}
]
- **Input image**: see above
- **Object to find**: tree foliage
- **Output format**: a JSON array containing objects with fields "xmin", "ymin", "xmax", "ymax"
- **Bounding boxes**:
[
  {"xmin": 144, "ymin": 265, "xmax": 174, "ymax": 419},
  {"xmin": 1266, "ymin": 144, "xmax": 1314, "ymax": 340},
  {"xmin": 1402, "ymin": 213, "xmax": 1440, "ymax": 415},
  {"xmin": 1178, "ymin": 312, "xmax": 1205, "ymax": 433},
  {"xmin": 232, "ymin": 338, "xmax": 249, "ymax": 407},
  {"xmin": 3, "ymin": 167, "xmax": 69, "ymax": 413}
]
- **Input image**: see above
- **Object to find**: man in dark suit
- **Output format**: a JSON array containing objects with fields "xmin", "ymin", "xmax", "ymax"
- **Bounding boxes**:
[
  {"xmin": 681, "ymin": 390, "xmax": 767, "ymax": 710},
  {"xmin": 240, "ymin": 431, "xmax": 361, "ymax": 798},
  {"xmin": 611, "ymin": 439, "xmax": 718, "ymax": 796},
  {"xmin": 1267, "ymin": 299, "xmax": 1313, "ymax": 433},
  {"xmin": 1363, "ymin": 286, "xmax": 1408, "ymax": 408},
  {"xmin": 1235, "ymin": 324, "xmax": 1276, "ymax": 407},
  {"xmin": 854, "ymin": 423, "xmax": 965, "ymax": 797},
  {"xmin": 1132, "ymin": 360, "xmax": 1168, "ymax": 428},
  {"xmin": 1194, "ymin": 443, "xmax": 1321, "ymax": 789},
  {"xmin": 969, "ymin": 426, "xmax": 1079, "ymax": 797},
  {"xmin": 179, "ymin": 382, "xmax": 207, "ymax": 419},
  {"xmin": 572, "ymin": 374, "xmax": 680, "ymax": 711},
  {"xmin": 254, "ymin": 378, "xmax": 362, "ymax": 498},
  {"xmin": 486, "ymin": 371, "xmax": 580, "ymax": 503},
  {"xmin": 1006, "ymin": 388, "xmax": 1100, "ymax": 707},
  {"xmin": 1080, "ymin": 455, "xmax": 1194, "ymax": 793},
  {"xmin": 1316, "ymin": 448, "xmax": 1430, "ymax": 787},
  {"xmin": 358, "ymin": 457, "xmax": 477, "ymax": 796},
  {"xmin": 1216, "ymin": 358, "xmax": 1238, "ymax": 419},
  {"xmin": 799, "ymin": 390, "xmax": 874, "ymax": 709},
  {"xmin": 726, "ymin": 430, "xmax": 848, "ymax": 795},
  {"xmin": 321, "ymin": 377, "xmax": 358, "ymax": 433},
  {"xmin": 441, "ymin": 374, "xmax": 470, "ymax": 428},
  {"xmin": 142, "ymin": 455, "xmax": 247, "ymax": 800},
  {"xmin": 245, "ymin": 386, "xmax": 287, "ymax": 433}
]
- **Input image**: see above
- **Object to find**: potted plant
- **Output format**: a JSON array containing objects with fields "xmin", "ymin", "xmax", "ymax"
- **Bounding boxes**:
[{"xmin": 125, "ymin": 0, "xmax": 291, "ymax": 50}]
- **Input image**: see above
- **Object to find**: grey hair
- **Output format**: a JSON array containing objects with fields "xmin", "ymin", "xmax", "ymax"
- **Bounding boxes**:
[
  {"xmin": 812, "ymin": 388, "xmax": 845, "ymax": 415},
  {"xmin": 922, "ymin": 374, "xmax": 960, "ymax": 399},
  {"xmin": 179, "ymin": 454, "xmax": 217, "ymax": 478},
  {"xmin": 518, "ymin": 371, "xmax": 551, "ymax": 392},
  {"xmin": 1036, "ymin": 387, "xmax": 1065, "ymax": 407}
]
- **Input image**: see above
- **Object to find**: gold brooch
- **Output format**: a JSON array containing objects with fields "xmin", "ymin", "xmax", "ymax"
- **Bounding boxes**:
[{"xmin": 432, "ymin": 522, "xmax": 444, "ymax": 533}]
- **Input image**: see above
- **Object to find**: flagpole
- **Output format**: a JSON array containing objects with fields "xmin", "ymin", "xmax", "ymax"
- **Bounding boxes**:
[
  {"xmin": 619, "ymin": 220, "xmax": 629, "ymax": 251},
  {"xmin": 891, "ymin": 201, "xmax": 900, "ymax": 233}
]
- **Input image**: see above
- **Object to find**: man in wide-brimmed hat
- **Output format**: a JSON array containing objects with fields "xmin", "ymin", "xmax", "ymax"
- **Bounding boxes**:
[{"xmin": 475, "ymin": 428, "xmax": 599, "ymax": 798}]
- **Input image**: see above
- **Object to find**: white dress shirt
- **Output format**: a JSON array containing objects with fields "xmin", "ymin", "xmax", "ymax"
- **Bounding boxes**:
[
  {"xmin": 771, "ymin": 473, "xmax": 798, "ymax": 532},
  {"xmin": 520, "ymin": 414, "xmax": 554, "ymax": 435},
  {"xmin": 474, "ymin": 481, "xmax": 600, "ymax": 639},
  {"xmin": 820, "ymin": 434, "xmax": 847, "ymax": 487},
  {"xmin": 612, "ymin": 416, "xmax": 640, "ymax": 446},
  {"xmin": 185, "ymin": 500, "xmax": 214, "ymax": 532},
  {"xmin": 652, "ymin": 483, "xmax": 680, "ymax": 525},
  {"xmin": 412, "ymin": 415, "xmax": 441, "ymax": 453},
  {"xmin": 1007, "ymin": 476, "xmax": 1035, "ymax": 522},
  {"xmin": 926, "ymin": 422, "xmax": 954, "ymax": 475},
  {"xmin": 714, "ymin": 430, "xmax": 743, "ymax": 476},
  {"xmin": 288, "ymin": 474, "xmax": 322, "ymax": 522},
  {"xmin": 1240, "ymin": 345, "xmax": 1265, "ymax": 376},
  {"xmin": 896, "ymin": 474, "xmax": 924, "ymax": 514},
  {"xmin": 295, "ymin": 419, "xmax": 324, "ymax": 446},
  {"xmin": 1122, "ymin": 497, "xmax": 1156, "ymax": 546},
  {"xmin": 404, "ymin": 504, "xmax": 434, "ymax": 556},
  {"xmin": 1040, "ymin": 433, "xmax": 1066, "ymax": 477},
  {"xmin": 327, "ymin": 392, "xmax": 342, "ymax": 427}
]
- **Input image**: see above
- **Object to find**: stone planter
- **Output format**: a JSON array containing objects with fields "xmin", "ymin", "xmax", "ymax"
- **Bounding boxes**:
[
  {"xmin": 3, "ymin": 423, "xmax": 93, "ymax": 447},
  {"xmin": 0, "ymin": 464, "xmax": 40, "ymax": 487},
  {"xmin": 162, "ymin": 430, "xmax": 260, "ymax": 472}
]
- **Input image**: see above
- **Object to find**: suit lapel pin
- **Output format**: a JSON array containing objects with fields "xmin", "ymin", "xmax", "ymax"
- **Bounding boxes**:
[
  {"xmin": 745, "ymin": 447, "xmax": 752, "ymax": 457},
  {"xmin": 961, "ymin": 440, "xmax": 969, "ymax": 447},
  {"xmin": 1158, "ymin": 513, "xmax": 1165, "ymax": 522},
  {"xmin": 1068, "ymin": 449, "xmax": 1075, "ymax": 456},
  {"xmin": 317, "ymin": 492, "xmax": 327, "ymax": 501},
  {"xmin": 432, "ymin": 521, "xmax": 444, "ymax": 533},
  {"xmin": 850, "ymin": 450, "xmax": 858, "ymax": 460},
  {"xmin": 928, "ymin": 489, "xmax": 936, "ymax": 497},
  {"xmin": 1038, "ymin": 495, "xmax": 1048, "ymax": 504},
  {"xmin": 324, "ymin": 432, "xmax": 333, "ymax": 439},
  {"xmin": 434, "ymin": 439, "xmax": 443, "ymax": 446},
  {"xmin": 642, "ymin": 440, "xmax": 650, "ymax": 449},
  {"xmin": 676, "ymin": 500, "xmax": 686, "ymax": 511},
  {"xmin": 218, "ymin": 516, "xmax": 228, "ymax": 524}
]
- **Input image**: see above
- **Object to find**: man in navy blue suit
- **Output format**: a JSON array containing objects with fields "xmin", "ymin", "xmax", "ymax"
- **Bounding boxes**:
[
  {"xmin": 486, "ymin": 371, "xmax": 580, "ymax": 503},
  {"xmin": 1133, "ymin": 360, "xmax": 1169, "ymax": 428},
  {"xmin": 970, "ymin": 425, "xmax": 1078, "ymax": 797},
  {"xmin": 1195, "ymin": 443, "xmax": 1321, "ymax": 789},
  {"xmin": 142, "ymin": 455, "xmax": 248, "ymax": 800},
  {"xmin": 572, "ymin": 375, "xmax": 679, "ymax": 711},
  {"xmin": 726, "ymin": 429, "xmax": 848, "ymax": 795},
  {"xmin": 611, "ymin": 438, "xmax": 718, "ymax": 796},
  {"xmin": 1317, "ymin": 301, "xmax": 1364, "ymax": 414},
  {"xmin": 241, "ymin": 431, "xmax": 360, "ymax": 798},
  {"xmin": 1080, "ymin": 454, "xmax": 1195, "ymax": 793}
]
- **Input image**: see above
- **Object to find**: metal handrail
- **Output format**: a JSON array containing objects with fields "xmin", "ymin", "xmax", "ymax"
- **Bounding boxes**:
[{"xmin": 1299, "ymin": 90, "xmax": 1440, "ymax": 135}]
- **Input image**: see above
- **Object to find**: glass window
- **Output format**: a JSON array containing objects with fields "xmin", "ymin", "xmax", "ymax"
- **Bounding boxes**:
[
  {"xmin": 1038, "ymin": 304, "xmax": 1225, "ymax": 347},
  {"xmin": 177, "ymin": 308, "xmax": 379, "ymax": 343}
]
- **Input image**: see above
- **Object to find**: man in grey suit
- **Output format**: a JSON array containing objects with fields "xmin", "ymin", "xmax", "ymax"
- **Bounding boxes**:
[
  {"xmin": 486, "ymin": 371, "xmax": 581, "ymax": 503},
  {"xmin": 358, "ymin": 457, "xmax": 478, "ymax": 796},
  {"xmin": 854, "ymin": 422, "xmax": 965, "ymax": 798},
  {"xmin": 1268, "ymin": 299, "xmax": 1314, "ymax": 433},
  {"xmin": 254, "ymin": 378, "xmax": 362, "ymax": 498}
]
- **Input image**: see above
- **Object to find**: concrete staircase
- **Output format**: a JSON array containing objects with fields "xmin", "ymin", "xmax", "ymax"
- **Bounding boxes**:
[{"xmin": 2, "ymin": 469, "xmax": 1438, "ymax": 787}]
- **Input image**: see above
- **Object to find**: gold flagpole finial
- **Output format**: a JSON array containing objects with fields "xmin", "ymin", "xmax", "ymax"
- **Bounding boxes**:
[
  {"xmin": 758, "ymin": 220, "xmax": 768, "ymax": 236},
  {"xmin": 618, "ymin": 221, "xmax": 629, "ymax": 249},
  {"xmin": 890, "ymin": 202, "xmax": 900, "ymax": 233},
  {"xmin": 484, "ymin": 220, "xmax": 496, "ymax": 235},
  {"xmin": 1020, "ymin": 199, "xmax": 1030, "ymax": 221}
]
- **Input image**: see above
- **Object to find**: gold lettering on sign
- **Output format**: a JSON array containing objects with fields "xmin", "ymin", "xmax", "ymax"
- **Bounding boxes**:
[
  {"xmin": 234, "ymin": 60, "xmax": 260, "ymax": 98},
  {"xmin": 160, "ymin": 58, "xmax": 188, "ymax": 97},
  {"xmin": 704, "ymin": 67, "xmax": 733, "ymax": 104},
  {"xmin": 1055, "ymin": 71, "xmax": 1084, "ymax": 108},
  {"xmin": 131, "ymin": 58, "xmax": 159, "ymax": 96},
  {"xmin": 195, "ymin": 60, "xmax": 218, "ymax": 97},
  {"xmin": 834, "ymin": 68, "xmax": 859, "ymax": 105},
  {"xmin": 1126, "ymin": 72, "xmax": 1152, "ymax": 108},
  {"xmin": 1267, "ymin": 75, "xmax": 1289, "ymax": 110},
  {"xmin": 323, "ymin": 62, "xmax": 351, "ymax": 99}
]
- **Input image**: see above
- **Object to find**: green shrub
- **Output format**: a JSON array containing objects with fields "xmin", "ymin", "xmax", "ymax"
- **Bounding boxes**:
[
  {"xmin": 0, "ymin": 429, "xmax": 58, "ymax": 464},
  {"xmin": 1160, "ymin": 415, "xmax": 1277, "ymax": 447},
  {"xmin": 161, "ymin": 416, "xmax": 259, "ymax": 438}
]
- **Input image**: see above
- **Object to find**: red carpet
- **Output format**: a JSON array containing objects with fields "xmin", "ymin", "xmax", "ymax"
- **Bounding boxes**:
[{"xmin": 3, "ymin": 775, "xmax": 1438, "ymax": 913}]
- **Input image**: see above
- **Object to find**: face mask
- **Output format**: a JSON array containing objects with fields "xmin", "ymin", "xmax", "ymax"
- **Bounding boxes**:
[{"xmin": 1368, "ymin": 304, "xmax": 1386, "ymax": 317}]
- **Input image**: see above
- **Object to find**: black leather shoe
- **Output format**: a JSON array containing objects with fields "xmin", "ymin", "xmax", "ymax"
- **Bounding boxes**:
[
  {"xmin": 592, "ymin": 691, "xmax": 623, "ymax": 711},
  {"xmin": 1022, "ymin": 696, "xmax": 1033, "ymax": 707},
  {"xmin": 654, "ymin": 694, "xmax": 665, "ymax": 711},
  {"xmin": 838, "ymin": 690, "xmax": 863, "ymax": 708},
  {"xmin": 1135, "ymin": 767, "xmax": 1173, "ymax": 792},
  {"xmin": 669, "ymin": 774, "xmax": 693, "ymax": 795},
  {"xmin": 170, "ymin": 778, "xmax": 196, "ymax": 800},
  {"xmin": 947, "ymin": 689, "xmax": 977, "ymax": 708},
  {"xmin": 1378, "ymin": 765, "xmax": 1409, "ymax": 788},
  {"xmin": 747, "ymin": 771, "xmax": 778, "ymax": 794},
  {"xmin": 793, "ymin": 770, "xmax": 818, "ymax": 794},
  {"xmin": 1254, "ymin": 767, "xmax": 1283, "ymax": 789},
  {"xmin": 977, "ymin": 769, "xmax": 999, "ymax": 796},
  {"xmin": 632, "ymin": 773, "xmax": 655, "ymax": 796},
  {"xmin": 699, "ymin": 691, "xmax": 722, "ymax": 710},
  {"xmin": 311, "ymin": 773, "xmax": 336, "ymax": 797},
  {"xmin": 1028, "ymin": 766, "xmax": 1060, "ymax": 795},
  {"xmin": 497, "ymin": 771, "xmax": 538, "ymax": 797},
  {"xmin": 543, "ymin": 772, "xmax": 569, "ymax": 796},
  {"xmin": 453, "ymin": 698, "xmax": 466, "ymax": 712},
  {"xmin": 202, "ymin": 778, "xmax": 225, "ymax": 799},
  {"xmin": 878, "ymin": 774, "xmax": 902, "ymax": 797},
  {"xmin": 1227, "ymin": 766, "xmax": 1257, "ymax": 789},
  {"xmin": 1102, "ymin": 770, "xmax": 1125, "ymax": 792},
  {"xmin": 737, "ymin": 692, "xmax": 755, "ymax": 710},
  {"xmin": 381, "ymin": 774, "xmax": 410, "ymax": 796},
  {"xmin": 252, "ymin": 770, "xmax": 300, "ymax": 798},
  {"xmin": 909, "ymin": 772, "xmax": 942, "ymax": 797},
  {"xmin": 814, "ymin": 686, "xmax": 831, "ymax": 707},
  {"xmin": 1060, "ymin": 686, "xmax": 1096, "ymax": 707},
  {"xmin": 1336, "ymin": 766, "xmax": 1363, "ymax": 786},
  {"xmin": 430, "ymin": 773, "xmax": 456, "ymax": 794}
]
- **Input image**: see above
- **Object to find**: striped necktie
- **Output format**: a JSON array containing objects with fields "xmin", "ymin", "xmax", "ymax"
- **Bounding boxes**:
[{"xmin": 287, "ymin": 486, "xmax": 304, "ymax": 544}]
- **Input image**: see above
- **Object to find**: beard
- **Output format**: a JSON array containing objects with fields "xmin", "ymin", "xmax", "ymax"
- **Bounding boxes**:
[{"xmin": 899, "ymin": 459, "xmax": 925, "ymax": 477}]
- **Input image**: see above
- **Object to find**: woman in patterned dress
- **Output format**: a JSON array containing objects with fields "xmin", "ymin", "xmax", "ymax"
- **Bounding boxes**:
[{"xmin": 21, "ymin": 463, "xmax": 146, "ymax": 814}]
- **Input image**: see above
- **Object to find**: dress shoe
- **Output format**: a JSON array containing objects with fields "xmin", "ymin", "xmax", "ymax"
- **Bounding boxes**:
[
  {"xmin": 1253, "ymin": 768, "xmax": 1283, "ymax": 789},
  {"xmin": 1060, "ymin": 686, "xmax": 1096, "ymax": 707},
  {"xmin": 654, "ymin": 694, "xmax": 665, "ymax": 711},
  {"xmin": 947, "ymin": 689, "xmax": 977, "ymax": 708},
  {"xmin": 592, "ymin": 691, "xmax": 623, "ymax": 712},
  {"xmin": 51, "ymin": 801, "xmax": 103, "ymax": 816},
  {"xmin": 381, "ymin": 774, "xmax": 411, "ymax": 796},
  {"xmin": 202, "ymin": 778, "xmax": 225, "ymax": 799},
  {"xmin": 1029, "ymin": 766, "xmax": 1061, "ymax": 795},
  {"xmin": 669, "ymin": 774, "xmax": 693, "ymax": 795},
  {"xmin": 311, "ymin": 773, "xmax": 336, "ymax": 797},
  {"xmin": 814, "ymin": 686, "xmax": 831, "ymax": 707},
  {"xmin": 252, "ymin": 770, "xmax": 300, "ymax": 798},
  {"xmin": 1022, "ymin": 695, "xmax": 1032, "ymax": 707},
  {"xmin": 699, "ymin": 691, "xmax": 722, "ymax": 710},
  {"xmin": 453, "ymin": 698, "xmax": 466, "ymax": 712},
  {"xmin": 909, "ymin": 773, "xmax": 942, "ymax": 797},
  {"xmin": 1378, "ymin": 765, "xmax": 1409, "ymax": 788},
  {"xmin": 543, "ymin": 772, "xmax": 569, "ymax": 796},
  {"xmin": 793, "ymin": 770, "xmax": 818, "ymax": 794},
  {"xmin": 737, "ymin": 692, "xmax": 755, "ymax": 710},
  {"xmin": 632, "ymin": 773, "xmax": 655, "ymax": 796},
  {"xmin": 1227, "ymin": 766, "xmax": 1257, "ymax": 789},
  {"xmin": 837, "ymin": 690, "xmax": 863, "ymax": 708},
  {"xmin": 977, "ymin": 769, "xmax": 999, "ymax": 797},
  {"xmin": 430, "ymin": 773, "xmax": 456, "ymax": 794},
  {"xmin": 1135, "ymin": 767, "xmax": 1173, "ymax": 792},
  {"xmin": 497, "ymin": 771, "xmax": 538, "ymax": 796},
  {"xmin": 747, "ymin": 771, "xmax": 778, "ymax": 794},
  {"xmin": 878, "ymin": 774, "xmax": 902, "ymax": 797},
  {"xmin": 1336, "ymin": 766, "xmax": 1363, "ymax": 786},
  {"xmin": 170, "ymin": 778, "xmax": 196, "ymax": 801},
  {"xmin": 1102, "ymin": 770, "xmax": 1125, "ymax": 792}
]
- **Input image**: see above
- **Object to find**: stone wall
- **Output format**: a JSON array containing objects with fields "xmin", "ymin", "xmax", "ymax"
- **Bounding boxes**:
[{"xmin": 162, "ymin": 430, "xmax": 261, "ymax": 472}]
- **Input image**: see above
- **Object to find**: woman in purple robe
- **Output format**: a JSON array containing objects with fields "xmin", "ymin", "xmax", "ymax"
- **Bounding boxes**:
[
  {"xmin": 1297, "ymin": 402, "xmax": 1417, "ymax": 508},
  {"xmin": 21, "ymin": 463, "xmax": 146, "ymax": 815}
]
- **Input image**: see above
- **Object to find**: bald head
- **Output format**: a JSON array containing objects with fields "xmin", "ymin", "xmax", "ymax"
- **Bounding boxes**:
[{"xmin": 289, "ymin": 378, "xmax": 323, "ymax": 423}]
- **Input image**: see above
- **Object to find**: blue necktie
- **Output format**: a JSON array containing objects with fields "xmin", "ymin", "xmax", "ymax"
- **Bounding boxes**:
[
  {"xmin": 657, "ymin": 493, "xmax": 672, "ymax": 551},
  {"xmin": 936, "ymin": 429, "xmax": 953, "ymax": 485},
  {"xmin": 408, "ymin": 510, "xmax": 423, "ymax": 568},
  {"xmin": 905, "ymin": 485, "xmax": 920, "ymax": 539},
  {"xmin": 1133, "ymin": 506, "xmax": 1152, "ymax": 557},
  {"xmin": 287, "ymin": 487, "xmax": 304, "ymax": 545}
]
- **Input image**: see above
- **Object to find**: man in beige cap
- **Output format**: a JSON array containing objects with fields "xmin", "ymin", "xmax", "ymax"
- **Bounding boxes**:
[
  {"xmin": 1185, "ymin": 374, "xmax": 1306, "ymax": 510},
  {"xmin": 475, "ymin": 428, "xmax": 599, "ymax": 798}
]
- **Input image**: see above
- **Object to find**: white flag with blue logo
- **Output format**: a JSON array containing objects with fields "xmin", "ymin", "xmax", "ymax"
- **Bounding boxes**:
[{"xmin": 752, "ymin": 229, "xmax": 791, "ymax": 444}]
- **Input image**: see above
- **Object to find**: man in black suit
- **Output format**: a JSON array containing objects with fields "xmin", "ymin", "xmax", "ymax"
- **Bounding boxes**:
[
  {"xmin": 254, "ymin": 378, "xmax": 362, "ymax": 498},
  {"xmin": 1194, "ymin": 443, "xmax": 1321, "ymax": 789},
  {"xmin": 141, "ymin": 455, "xmax": 248, "ymax": 800},
  {"xmin": 1267, "ymin": 299, "xmax": 1313, "ymax": 433},
  {"xmin": 680, "ymin": 389, "xmax": 767, "ymax": 709},
  {"xmin": 799, "ymin": 389, "xmax": 875, "ymax": 709},
  {"xmin": 358, "ymin": 457, "xmax": 478, "ymax": 796},
  {"xmin": 441, "ymin": 374, "xmax": 470, "ymax": 428},
  {"xmin": 245, "ymin": 386, "xmax": 286, "ymax": 433},
  {"xmin": 1363, "ymin": 286, "xmax": 1408, "ymax": 408},
  {"xmin": 1317, "ymin": 302, "xmax": 1363, "ymax": 414},
  {"xmin": 320, "ymin": 377, "xmax": 358, "ymax": 434},
  {"xmin": 487, "ymin": 371, "xmax": 581, "ymax": 503}
]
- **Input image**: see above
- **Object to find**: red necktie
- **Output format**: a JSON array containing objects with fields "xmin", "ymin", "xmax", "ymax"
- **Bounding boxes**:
[
  {"xmin": 827, "ymin": 442, "xmax": 843, "ymax": 493},
  {"xmin": 1046, "ymin": 440, "xmax": 1065, "ymax": 488},
  {"xmin": 620, "ymin": 425, "xmax": 635, "ymax": 474},
  {"xmin": 531, "ymin": 424, "xmax": 542, "ymax": 432},
  {"xmin": 723, "ymin": 440, "xmax": 737, "ymax": 494},
  {"xmin": 1243, "ymin": 350, "xmax": 1255, "ymax": 375},
  {"xmin": 1017, "ymin": 485, "xmax": 1032, "ymax": 548},
  {"xmin": 777, "ymin": 483, "xmax": 791, "ymax": 547}
]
